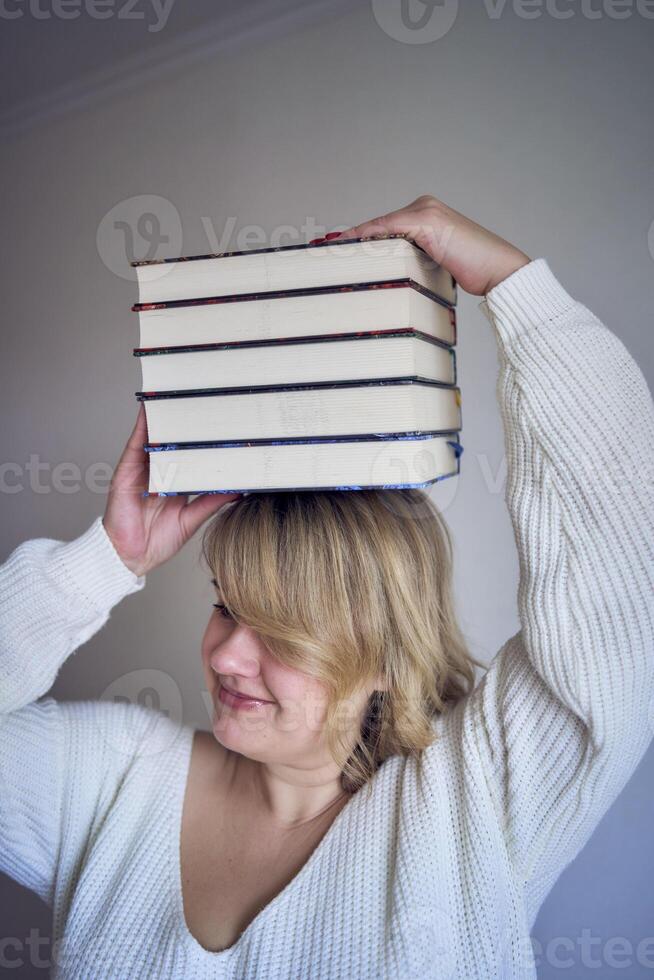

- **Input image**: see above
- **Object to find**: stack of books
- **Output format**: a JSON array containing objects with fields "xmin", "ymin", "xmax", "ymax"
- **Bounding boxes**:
[{"xmin": 131, "ymin": 233, "xmax": 463, "ymax": 495}]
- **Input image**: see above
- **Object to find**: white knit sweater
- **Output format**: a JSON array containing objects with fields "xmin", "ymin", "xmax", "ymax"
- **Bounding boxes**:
[{"xmin": 1, "ymin": 259, "xmax": 652, "ymax": 980}]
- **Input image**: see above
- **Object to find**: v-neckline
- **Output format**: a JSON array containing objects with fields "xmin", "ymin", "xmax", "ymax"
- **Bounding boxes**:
[{"xmin": 170, "ymin": 725, "xmax": 363, "ymax": 961}]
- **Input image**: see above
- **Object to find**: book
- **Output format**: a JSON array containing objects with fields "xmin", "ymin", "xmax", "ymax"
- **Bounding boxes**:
[
  {"xmin": 137, "ymin": 379, "xmax": 462, "ymax": 444},
  {"xmin": 130, "ymin": 232, "xmax": 463, "ymax": 494},
  {"xmin": 133, "ymin": 281, "xmax": 456, "ymax": 350},
  {"xmin": 134, "ymin": 330, "xmax": 456, "ymax": 393},
  {"xmin": 144, "ymin": 432, "xmax": 463, "ymax": 494},
  {"xmin": 131, "ymin": 234, "xmax": 457, "ymax": 307}
]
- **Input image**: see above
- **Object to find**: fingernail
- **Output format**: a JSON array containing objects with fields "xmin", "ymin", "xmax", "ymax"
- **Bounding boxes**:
[
  {"xmin": 309, "ymin": 237, "xmax": 325, "ymax": 245},
  {"xmin": 324, "ymin": 232, "xmax": 342, "ymax": 240}
]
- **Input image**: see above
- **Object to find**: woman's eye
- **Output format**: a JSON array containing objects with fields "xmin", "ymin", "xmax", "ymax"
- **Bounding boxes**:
[{"xmin": 212, "ymin": 603, "xmax": 232, "ymax": 621}]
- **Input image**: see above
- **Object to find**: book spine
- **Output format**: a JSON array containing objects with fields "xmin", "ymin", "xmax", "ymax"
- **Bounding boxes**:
[
  {"xmin": 135, "ymin": 378, "xmax": 461, "ymax": 401},
  {"xmin": 144, "ymin": 430, "xmax": 463, "ymax": 451},
  {"xmin": 133, "ymin": 329, "xmax": 456, "ymax": 357},
  {"xmin": 131, "ymin": 232, "xmax": 423, "ymax": 268},
  {"xmin": 132, "ymin": 278, "xmax": 455, "ymax": 314}
]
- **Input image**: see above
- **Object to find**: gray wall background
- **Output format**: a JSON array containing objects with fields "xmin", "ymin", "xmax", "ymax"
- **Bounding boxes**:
[{"xmin": 1, "ymin": 1, "xmax": 653, "ymax": 976}]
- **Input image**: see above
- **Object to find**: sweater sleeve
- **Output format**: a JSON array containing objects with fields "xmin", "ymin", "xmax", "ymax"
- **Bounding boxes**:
[
  {"xmin": 444, "ymin": 259, "xmax": 654, "ymax": 917},
  {"xmin": 0, "ymin": 517, "xmax": 147, "ymax": 903}
]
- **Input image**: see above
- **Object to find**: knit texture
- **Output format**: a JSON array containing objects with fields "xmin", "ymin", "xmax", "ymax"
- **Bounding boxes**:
[{"xmin": 1, "ymin": 258, "xmax": 652, "ymax": 979}]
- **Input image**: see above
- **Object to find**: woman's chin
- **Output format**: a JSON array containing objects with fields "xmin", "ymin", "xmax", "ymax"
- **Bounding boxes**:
[{"xmin": 211, "ymin": 699, "xmax": 269, "ymax": 747}]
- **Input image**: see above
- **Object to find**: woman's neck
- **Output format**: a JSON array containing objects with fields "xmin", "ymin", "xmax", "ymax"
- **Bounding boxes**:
[{"xmin": 236, "ymin": 752, "xmax": 349, "ymax": 829}]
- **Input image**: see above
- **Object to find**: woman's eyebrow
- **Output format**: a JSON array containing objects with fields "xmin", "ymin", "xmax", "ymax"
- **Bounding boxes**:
[{"xmin": 211, "ymin": 578, "xmax": 220, "ymax": 589}]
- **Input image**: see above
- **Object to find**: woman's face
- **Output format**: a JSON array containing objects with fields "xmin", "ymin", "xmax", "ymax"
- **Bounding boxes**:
[{"xmin": 200, "ymin": 586, "xmax": 375, "ymax": 769}]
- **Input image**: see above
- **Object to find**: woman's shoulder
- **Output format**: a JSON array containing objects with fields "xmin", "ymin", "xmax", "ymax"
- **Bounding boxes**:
[
  {"xmin": 45, "ymin": 695, "xmax": 194, "ymax": 779},
  {"xmin": 55, "ymin": 701, "xmax": 235, "ymax": 792}
]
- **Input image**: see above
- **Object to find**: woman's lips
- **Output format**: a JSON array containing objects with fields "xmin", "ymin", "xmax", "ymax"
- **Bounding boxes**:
[{"xmin": 217, "ymin": 683, "xmax": 273, "ymax": 710}]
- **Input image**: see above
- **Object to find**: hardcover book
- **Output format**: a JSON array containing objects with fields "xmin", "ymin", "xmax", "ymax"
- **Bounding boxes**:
[
  {"xmin": 144, "ymin": 432, "xmax": 463, "ymax": 495},
  {"xmin": 134, "ymin": 280, "xmax": 456, "ymax": 350},
  {"xmin": 131, "ymin": 234, "xmax": 457, "ymax": 307},
  {"xmin": 137, "ymin": 378, "xmax": 462, "ymax": 444},
  {"xmin": 134, "ymin": 330, "xmax": 457, "ymax": 393}
]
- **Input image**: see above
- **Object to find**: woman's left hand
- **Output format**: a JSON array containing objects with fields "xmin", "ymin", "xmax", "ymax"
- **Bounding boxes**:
[
  {"xmin": 324, "ymin": 194, "xmax": 531, "ymax": 297},
  {"xmin": 103, "ymin": 404, "xmax": 241, "ymax": 578}
]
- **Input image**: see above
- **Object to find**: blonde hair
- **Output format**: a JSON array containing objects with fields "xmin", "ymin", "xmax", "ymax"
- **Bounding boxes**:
[{"xmin": 201, "ymin": 489, "xmax": 485, "ymax": 799}]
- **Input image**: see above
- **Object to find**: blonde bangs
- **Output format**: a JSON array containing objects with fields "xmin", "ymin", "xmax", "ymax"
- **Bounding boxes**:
[{"xmin": 201, "ymin": 490, "xmax": 484, "ymax": 797}]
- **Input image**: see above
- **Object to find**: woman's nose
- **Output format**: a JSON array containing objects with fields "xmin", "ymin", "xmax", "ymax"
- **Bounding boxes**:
[{"xmin": 209, "ymin": 629, "xmax": 262, "ymax": 677}]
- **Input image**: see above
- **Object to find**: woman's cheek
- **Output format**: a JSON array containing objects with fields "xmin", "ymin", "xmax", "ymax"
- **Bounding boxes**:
[{"xmin": 283, "ymin": 683, "xmax": 329, "ymax": 737}]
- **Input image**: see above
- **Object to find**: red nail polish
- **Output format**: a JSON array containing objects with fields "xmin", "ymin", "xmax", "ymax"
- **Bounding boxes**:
[
  {"xmin": 324, "ymin": 232, "xmax": 342, "ymax": 240},
  {"xmin": 309, "ymin": 237, "xmax": 325, "ymax": 244}
]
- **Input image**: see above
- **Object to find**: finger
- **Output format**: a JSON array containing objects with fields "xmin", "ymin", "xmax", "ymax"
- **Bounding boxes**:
[
  {"xmin": 180, "ymin": 492, "xmax": 242, "ymax": 539},
  {"xmin": 112, "ymin": 404, "xmax": 149, "ymax": 493},
  {"xmin": 124, "ymin": 402, "xmax": 148, "ymax": 455},
  {"xmin": 333, "ymin": 215, "xmax": 426, "ymax": 256},
  {"xmin": 339, "ymin": 212, "xmax": 450, "ymax": 262},
  {"xmin": 334, "ymin": 217, "xmax": 395, "ymax": 242}
]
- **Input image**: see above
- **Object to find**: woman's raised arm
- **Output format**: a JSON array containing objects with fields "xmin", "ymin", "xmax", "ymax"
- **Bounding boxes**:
[
  {"xmin": 0, "ymin": 408, "xmax": 238, "ymax": 904},
  {"xmin": 0, "ymin": 514, "xmax": 147, "ymax": 903},
  {"xmin": 445, "ymin": 257, "xmax": 654, "ymax": 917},
  {"xmin": 341, "ymin": 196, "xmax": 654, "ymax": 920},
  {"xmin": 334, "ymin": 195, "xmax": 653, "ymax": 915}
]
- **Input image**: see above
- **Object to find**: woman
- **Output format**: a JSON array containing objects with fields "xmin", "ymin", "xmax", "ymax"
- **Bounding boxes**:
[{"xmin": 1, "ymin": 195, "xmax": 652, "ymax": 979}]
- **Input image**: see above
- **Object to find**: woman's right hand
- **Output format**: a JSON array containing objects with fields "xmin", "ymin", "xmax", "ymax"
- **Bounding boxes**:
[
  {"xmin": 102, "ymin": 404, "xmax": 241, "ymax": 578},
  {"xmin": 331, "ymin": 194, "xmax": 531, "ymax": 297}
]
